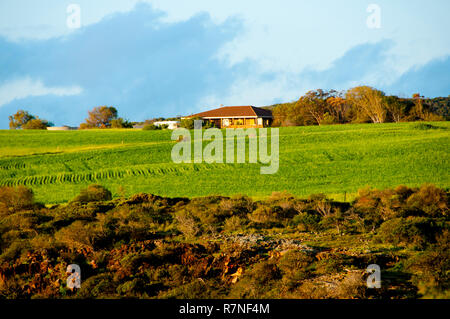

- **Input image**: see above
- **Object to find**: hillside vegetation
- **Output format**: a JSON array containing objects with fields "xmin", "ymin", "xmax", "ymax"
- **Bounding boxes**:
[
  {"xmin": 0, "ymin": 183, "xmax": 448, "ymax": 299},
  {"xmin": 0, "ymin": 122, "xmax": 449, "ymax": 203}
]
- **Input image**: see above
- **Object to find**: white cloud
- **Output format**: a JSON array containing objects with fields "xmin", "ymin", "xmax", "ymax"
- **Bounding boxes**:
[{"xmin": 0, "ymin": 77, "xmax": 83, "ymax": 107}]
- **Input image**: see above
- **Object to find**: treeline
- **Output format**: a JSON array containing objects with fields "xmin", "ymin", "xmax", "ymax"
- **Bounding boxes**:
[
  {"xmin": 8, "ymin": 106, "xmax": 180, "ymax": 130},
  {"xmin": 8, "ymin": 87, "xmax": 450, "ymax": 130},
  {"xmin": 8, "ymin": 110, "xmax": 53, "ymax": 130},
  {"xmin": 7, "ymin": 106, "xmax": 134, "ymax": 130},
  {"xmin": 271, "ymin": 86, "xmax": 449, "ymax": 126},
  {"xmin": 0, "ymin": 184, "xmax": 448, "ymax": 299}
]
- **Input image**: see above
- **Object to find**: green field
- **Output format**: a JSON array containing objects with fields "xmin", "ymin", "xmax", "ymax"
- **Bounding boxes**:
[{"xmin": 0, "ymin": 122, "xmax": 449, "ymax": 203}]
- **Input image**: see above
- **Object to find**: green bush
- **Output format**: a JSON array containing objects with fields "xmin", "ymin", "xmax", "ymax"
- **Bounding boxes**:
[
  {"xmin": 375, "ymin": 216, "xmax": 448, "ymax": 248},
  {"xmin": 292, "ymin": 212, "xmax": 322, "ymax": 232},
  {"xmin": 110, "ymin": 118, "xmax": 133, "ymax": 128},
  {"xmin": 142, "ymin": 124, "xmax": 161, "ymax": 130}
]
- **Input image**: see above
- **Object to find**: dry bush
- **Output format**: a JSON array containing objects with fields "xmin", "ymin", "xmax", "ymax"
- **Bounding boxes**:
[
  {"xmin": 293, "ymin": 281, "xmax": 330, "ymax": 299},
  {"xmin": 229, "ymin": 261, "xmax": 281, "ymax": 298},
  {"xmin": 71, "ymin": 184, "xmax": 112, "ymax": 203},
  {"xmin": 219, "ymin": 195, "xmax": 254, "ymax": 218},
  {"xmin": 407, "ymin": 230, "xmax": 450, "ymax": 297},
  {"xmin": 406, "ymin": 184, "xmax": 448, "ymax": 217},
  {"xmin": 0, "ymin": 186, "xmax": 34, "ymax": 215},
  {"xmin": 331, "ymin": 272, "xmax": 367, "ymax": 299},
  {"xmin": 278, "ymin": 250, "xmax": 315, "ymax": 290},
  {"xmin": 224, "ymin": 216, "xmax": 246, "ymax": 233},
  {"xmin": 247, "ymin": 206, "xmax": 278, "ymax": 225},
  {"xmin": 175, "ymin": 211, "xmax": 201, "ymax": 239},
  {"xmin": 308, "ymin": 194, "xmax": 333, "ymax": 217},
  {"xmin": 54, "ymin": 220, "xmax": 100, "ymax": 249}
]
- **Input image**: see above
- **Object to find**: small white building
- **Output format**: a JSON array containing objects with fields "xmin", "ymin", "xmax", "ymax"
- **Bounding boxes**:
[
  {"xmin": 47, "ymin": 126, "xmax": 78, "ymax": 131},
  {"xmin": 153, "ymin": 121, "xmax": 180, "ymax": 130}
]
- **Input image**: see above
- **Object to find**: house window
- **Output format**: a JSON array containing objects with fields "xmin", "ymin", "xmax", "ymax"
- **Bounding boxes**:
[{"xmin": 223, "ymin": 119, "xmax": 230, "ymax": 127}]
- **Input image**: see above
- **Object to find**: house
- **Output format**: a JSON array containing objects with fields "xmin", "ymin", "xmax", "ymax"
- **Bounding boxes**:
[
  {"xmin": 184, "ymin": 106, "xmax": 273, "ymax": 128},
  {"xmin": 153, "ymin": 121, "xmax": 180, "ymax": 130}
]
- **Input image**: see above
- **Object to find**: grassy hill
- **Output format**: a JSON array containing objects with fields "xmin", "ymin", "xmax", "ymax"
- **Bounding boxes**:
[{"xmin": 0, "ymin": 122, "xmax": 449, "ymax": 203}]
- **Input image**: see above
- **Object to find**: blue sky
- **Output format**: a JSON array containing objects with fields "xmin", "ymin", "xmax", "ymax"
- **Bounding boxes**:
[{"xmin": 0, "ymin": 0, "xmax": 449, "ymax": 128}]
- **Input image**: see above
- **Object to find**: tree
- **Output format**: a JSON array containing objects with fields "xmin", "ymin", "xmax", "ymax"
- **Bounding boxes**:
[
  {"xmin": 82, "ymin": 106, "xmax": 118, "ymax": 128},
  {"xmin": 385, "ymin": 96, "xmax": 407, "ymax": 123},
  {"xmin": 346, "ymin": 86, "xmax": 387, "ymax": 123},
  {"xmin": 327, "ymin": 95, "xmax": 351, "ymax": 123},
  {"xmin": 22, "ymin": 118, "xmax": 50, "ymax": 130},
  {"xmin": 272, "ymin": 102, "xmax": 306, "ymax": 126},
  {"xmin": 9, "ymin": 110, "xmax": 51, "ymax": 130},
  {"xmin": 9, "ymin": 110, "xmax": 35, "ymax": 129},
  {"xmin": 111, "ymin": 118, "xmax": 133, "ymax": 128},
  {"xmin": 299, "ymin": 90, "xmax": 332, "ymax": 125},
  {"xmin": 411, "ymin": 93, "xmax": 425, "ymax": 120},
  {"xmin": 180, "ymin": 117, "xmax": 206, "ymax": 129}
]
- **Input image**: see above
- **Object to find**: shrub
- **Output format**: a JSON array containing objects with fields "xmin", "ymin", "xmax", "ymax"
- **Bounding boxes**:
[
  {"xmin": 185, "ymin": 198, "xmax": 220, "ymax": 225},
  {"xmin": 406, "ymin": 184, "xmax": 448, "ymax": 217},
  {"xmin": 353, "ymin": 186, "xmax": 421, "ymax": 230},
  {"xmin": 219, "ymin": 195, "xmax": 254, "ymax": 218},
  {"xmin": 314, "ymin": 254, "xmax": 347, "ymax": 275},
  {"xmin": 308, "ymin": 194, "xmax": 333, "ymax": 217},
  {"xmin": 411, "ymin": 123, "xmax": 438, "ymax": 130},
  {"xmin": 292, "ymin": 212, "xmax": 322, "ymax": 232},
  {"xmin": 0, "ymin": 240, "xmax": 31, "ymax": 263},
  {"xmin": 278, "ymin": 250, "xmax": 314, "ymax": 289},
  {"xmin": 142, "ymin": 124, "xmax": 160, "ymax": 130},
  {"xmin": 175, "ymin": 210, "xmax": 201, "ymax": 239},
  {"xmin": 267, "ymin": 191, "xmax": 298, "ymax": 219},
  {"xmin": 163, "ymin": 279, "xmax": 224, "ymax": 299},
  {"xmin": 247, "ymin": 206, "xmax": 278, "ymax": 226},
  {"xmin": 223, "ymin": 216, "xmax": 247, "ymax": 233},
  {"xmin": 321, "ymin": 112, "xmax": 337, "ymax": 125},
  {"xmin": 332, "ymin": 272, "xmax": 367, "ymax": 299},
  {"xmin": 0, "ymin": 186, "xmax": 35, "ymax": 214},
  {"xmin": 71, "ymin": 185, "xmax": 112, "ymax": 203},
  {"xmin": 229, "ymin": 261, "xmax": 281, "ymax": 298},
  {"xmin": 110, "ymin": 118, "xmax": 133, "ymax": 128},
  {"xmin": 77, "ymin": 273, "xmax": 116, "ymax": 298},
  {"xmin": 54, "ymin": 220, "xmax": 100, "ymax": 249},
  {"xmin": 375, "ymin": 217, "xmax": 447, "ymax": 248},
  {"xmin": 406, "ymin": 230, "xmax": 450, "ymax": 297}
]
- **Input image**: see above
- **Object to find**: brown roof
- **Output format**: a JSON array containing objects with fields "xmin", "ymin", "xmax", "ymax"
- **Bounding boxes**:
[{"xmin": 187, "ymin": 106, "xmax": 272, "ymax": 118}]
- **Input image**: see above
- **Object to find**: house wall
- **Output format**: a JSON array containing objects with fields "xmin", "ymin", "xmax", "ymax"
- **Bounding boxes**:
[{"xmin": 216, "ymin": 117, "xmax": 271, "ymax": 129}]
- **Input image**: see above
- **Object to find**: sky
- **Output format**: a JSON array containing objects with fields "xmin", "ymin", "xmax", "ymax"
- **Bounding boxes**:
[{"xmin": 0, "ymin": 0, "xmax": 449, "ymax": 128}]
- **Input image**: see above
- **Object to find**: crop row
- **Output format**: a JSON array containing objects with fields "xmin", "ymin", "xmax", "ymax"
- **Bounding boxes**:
[
  {"xmin": 0, "ymin": 162, "xmax": 27, "ymax": 170},
  {"xmin": 0, "ymin": 163, "xmax": 230, "ymax": 187}
]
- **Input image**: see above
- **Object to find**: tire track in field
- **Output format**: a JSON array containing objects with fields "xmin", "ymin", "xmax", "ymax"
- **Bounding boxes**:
[{"xmin": 0, "ymin": 163, "xmax": 234, "ymax": 187}]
